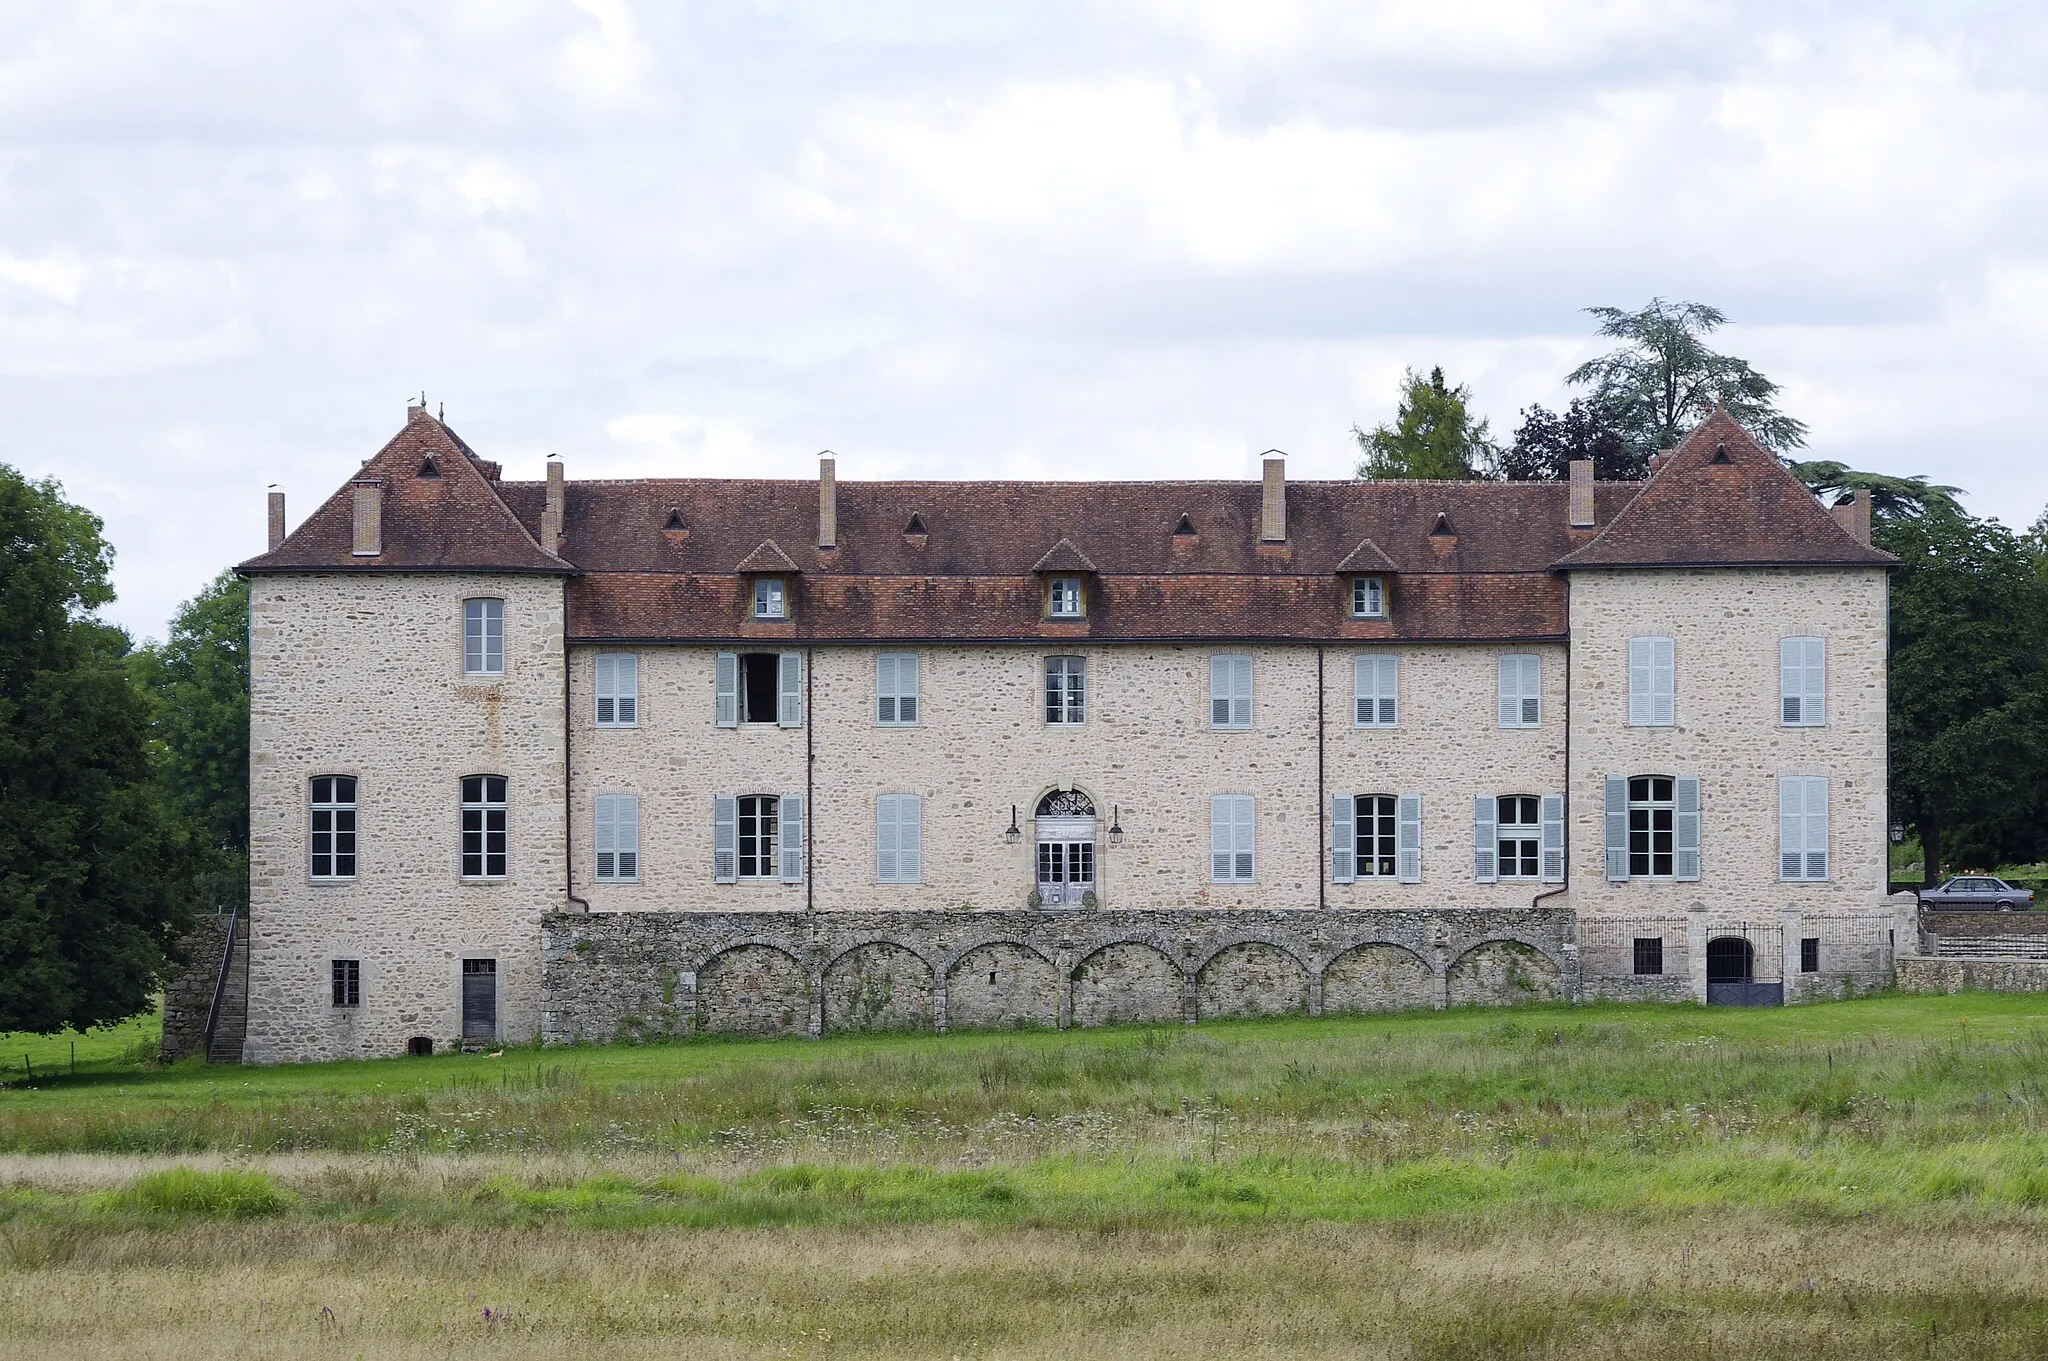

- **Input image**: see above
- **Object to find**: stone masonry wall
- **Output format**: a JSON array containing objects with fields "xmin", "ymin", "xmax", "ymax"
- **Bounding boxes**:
[
  {"xmin": 246, "ymin": 573, "xmax": 566, "ymax": 1062},
  {"xmin": 1897, "ymin": 955, "xmax": 2048, "ymax": 994},
  {"xmin": 159, "ymin": 913, "xmax": 236, "ymax": 1062},
  {"xmin": 540, "ymin": 906, "xmax": 1578, "ymax": 1043}
]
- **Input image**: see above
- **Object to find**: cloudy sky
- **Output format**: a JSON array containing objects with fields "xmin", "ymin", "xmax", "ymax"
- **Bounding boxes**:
[{"xmin": 5, "ymin": 0, "xmax": 2044, "ymax": 638}]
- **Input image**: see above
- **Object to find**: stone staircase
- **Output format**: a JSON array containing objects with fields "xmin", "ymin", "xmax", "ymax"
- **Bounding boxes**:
[{"xmin": 205, "ymin": 915, "xmax": 249, "ymax": 1065}]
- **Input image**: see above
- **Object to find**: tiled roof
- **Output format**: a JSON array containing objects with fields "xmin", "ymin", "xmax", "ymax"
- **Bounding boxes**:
[
  {"xmin": 238, "ymin": 409, "xmax": 568, "ymax": 575},
  {"xmin": 1031, "ymin": 538, "xmax": 1098, "ymax": 573},
  {"xmin": 1556, "ymin": 410, "xmax": 1898, "ymax": 570}
]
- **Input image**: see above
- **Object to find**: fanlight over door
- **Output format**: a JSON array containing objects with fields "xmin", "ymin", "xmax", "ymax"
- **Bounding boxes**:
[{"xmin": 1035, "ymin": 790, "xmax": 1097, "ymax": 906}]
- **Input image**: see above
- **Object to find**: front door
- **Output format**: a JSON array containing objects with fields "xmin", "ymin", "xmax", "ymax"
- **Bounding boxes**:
[
  {"xmin": 1037, "ymin": 838, "xmax": 1095, "ymax": 906},
  {"xmin": 461, "ymin": 958, "xmax": 498, "ymax": 1038}
]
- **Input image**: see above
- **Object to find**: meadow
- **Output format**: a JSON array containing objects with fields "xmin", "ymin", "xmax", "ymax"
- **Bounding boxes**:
[{"xmin": 4, "ymin": 994, "xmax": 2048, "ymax": 1357}]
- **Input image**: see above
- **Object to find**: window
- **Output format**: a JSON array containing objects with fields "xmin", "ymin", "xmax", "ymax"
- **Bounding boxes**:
[
  {"xmin": 1038, "ymin": 840, "xmax": 1094, "ymax": 889},
  {"xmin": 737, "ymin": 795, "xmax": 778, "ymax": 879},
  {"xmin": 1495, "ymin": 796, "xmax": 1541, "ymax": 879},
  {"xmin": 594, "ymin": 794, "xmax": 640, "ymax": 882},
  {"xmin": 877, "ymin": 794, "xmax": 923, "ymax": 883},
  {"xmin": 331, "ymin": 958, "xmax": 361, "ymax": 1007},
  {"xmin": 1801, "ymin": 937, "xmax": 1821, "ymax": 973},
  {"xmin": 1354, "ymin": 654, "xmax": 1398, "ymax": 727},
  {"xmin": 1497, "ymin": 654, "xmax": 1540, "ymax": 728},
  {"xmin": 1045, "ymin": 656, "xmax": 1085, "ymax": 724},
  {"xmin": 595, "ymin": 654, "xmax": 639, "ymax": 727},
  {"xmin": 1351, "ymin": 575, "xmax": 1385, "ymax": 618},
  {"xmin": 878, "ymin": 652, "xmax": 920, "ymax": 725},
  {"xmin": 1475, "ymin": 793, "xmax": 1565, "ymax": 884},
  {"xmin": 1331, "ymin": 794, "xmax": 1415, "ymax": 881},
  {"xmin": 1210, "ymin": 654, "xmax": 1252, "ymax": 729},
  {"xmin": 461, "ymin": 775, "xmax": 508, "ymax": 879},
  {"xmin": 464, "ymin": 598, "xmax": 504, "ymax": 676},
  {"xmin": 1632, "ymin": 938, "xmax": 1664, "ymax": 976},
  {"xmin": 1627, "ymin": 636, "xmax": 1675, "ymax": 726},
  {"xmin": 310, "ymin": 775, "xmax": 357, "ymax": 880},
  {"xmin": 1048, "ymin": 576, "xmax": 1082, "ymax": 618},
  {"xmin": 1781, "ymin": 637, "xmax": 1826, "ymax": 727},
  {"xmin": 752, "ymin": 577, "xmax": 786, "ymax": 619},
  {"xmin": 1605, "ymin": 775, "xmax": 1698, "ymax": 882},
  {"xmin": 1210, "ymin": 795, "xmax": 1255, "ymax": 883},
  {"xmin": 1626, "ymin": 776, "xmax": 1673, "ymax": 878},
  {"xmin": 716, "ymin": 651, "xmax": 802, "ymax": 726},
  {"xmin": 716, "ymin": 793, "xmax": 803, "ymax": 883},
  {"xmin": 1779, "ymin": 776, "xmax": 1830, "ymax": 881}
]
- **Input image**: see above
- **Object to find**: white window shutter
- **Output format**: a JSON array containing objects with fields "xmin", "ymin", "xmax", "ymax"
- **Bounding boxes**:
[
  {"xmin": 1210, "ymin": 795, "xmax": 1231, "ymax": 881},
  {"xmin": 617, "ymin": 795, "xmax": 638, "ymax": 879},
  {"xmin": 1673, "ymin": 774, "xmax": 1701, "ymax": 881},
  {"xmin": 1232, "ymin": 656, "xmax": 1251, "ymax": 727},
  {"xmin": 1497, "ymin": 655, "xmax": 1538, "ymax": 728},
  {"xmin": 1628, "ymin": 639, "xmax": 1651, "ymax": 725},
  {"xmin": 1234, "ymin": 795, "xmax": 1254, "ymax": 881},
  {"xmin": 1540, "ymin": 793, "xmax": 1566, "ymax": 883},
  {"xmin": 1604, "ymin": 775, "xmax": 1629, "ymax": 881},
  {"xmin": 1805, "ymin": 777, "xmax": 1828, "ymax": 880},
  {"xmin": 1782, "ymin": 637, "xmax": 1825, "ymax": 727},
  {"xmin": 714, "ymin": 652, "xmax": 738, "ymax": 728},
  {"xmin": 779, "ymin": 793, "xmax": 804, "ymax": 882},
  {"xmin": 900, "ymin": 794, "xmax": 922, "ymax": 883},
  {"xmin": 900, "ymin": 653, "xmax": 919, "ymax": 723},
  {"xmin": 595, "ymin": 655, "xmax": 616, "ymax": 726},
  {"xmin": 1652, "ymin": 638, "xmax": 1675, "ymax": 726},
  {"xmin": 1473, "ymin": 795, "xmax": 1497, "ymax": 883},
  {"xmin": 1803, "ymin": 639, "xmax": 1825, "ymax": 727},
  {"xmin": 1331, "ymin": 794, "xmax": 1356, "ymax": 883},
  {"xmin": 877, "ymin": 794, "xmax": 899, "ymax": 882},
  {"xmin": 778, "ymin": 652, "xmax": 804, "ymax": 727},
  {"xmin": 1379, "ymin": 656, "xmax": 1399, "ymax": 725},
  {"xmin": 877, "ymin": 654, "xmax": 896, "ymax": 724},
  {"xmin": 595, "ymin": 794, "xmax": 616, "ymax": 879},
  {"xmin": 616, "ymin": 654, "xmax": 637, "ymax": 725},
  {"xmin": 1210, "ymin": 656, "xmax": 1231, "ymax": 727},
  {"xmin": 713, "ymin": 794, "xmax": 737, "ymax": 882},
  {"xmin": 1353, "ymin": 655, "xmax": 1372, "ymax": 726},
  {"xmin": 1779, "ymin": 778, "xmax": 1802, "ymax": 880},
  {"xmin": 1396, "ymin": 794, "xmax": 1422, "ymax": 883}
]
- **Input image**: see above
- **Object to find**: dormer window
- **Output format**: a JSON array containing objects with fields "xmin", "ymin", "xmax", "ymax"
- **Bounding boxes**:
[
  {"xmin": 752, "ymin": 577, "xmax": 787, "ymax": 620},
  {"xmin": 1351, "ymin": 576, "xmax": 1385, "ymax": 619},
  {"xmin": 1048, "ymin": 576, "xmax": 1083, "ymax": 618}
]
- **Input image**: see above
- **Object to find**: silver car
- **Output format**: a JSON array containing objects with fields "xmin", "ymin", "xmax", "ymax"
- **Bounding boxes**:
[{"xmin": 1917, "ymin": 876, "xmax": 2037, "ymax": 911}]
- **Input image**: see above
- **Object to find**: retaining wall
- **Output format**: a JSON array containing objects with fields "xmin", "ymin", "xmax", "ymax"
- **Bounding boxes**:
[
  {"xmin": 1897, "ymin": 955, "xmax": 2048, "ymax": 995},
  {"xmin": 159, "ymin": 914, "xmax": 236, "ymax": 1062}
]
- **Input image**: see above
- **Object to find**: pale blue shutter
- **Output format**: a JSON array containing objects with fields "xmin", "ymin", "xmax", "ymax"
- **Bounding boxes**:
[
  {"xmin": 877, "ymin": 654, "xmax": 897, "ymax": 724},
  {"xmin": 1782, "ymin": 638, "xmax": 1825, "ymax": 727},
  {"xmin": 1331, "ymin": 794, "xmax": 1356, "ymax": 883},
  {"xmin": 899, "ymin": 653, "xmax": 919, "ymax": 723},
  {"xmin": 595, "ymin": 795, "xmax": 616, "ymax": 880},
  {"xmin": 595, "ymin": 655, "xmax": 616, "ymax": 726},
  {"xmin": 1233, "ymin": 796, "xmax": 1254, "ymax": 880},
  {"xmin": 616, "ymin": 795, "xmax": 638, "ymax": 880},
  {"xmin": 1210, "ymin": 796, "xmax": 1231, "ymax": 881},
  {"xmin": 1540, "ymin": 793, "xmax": 1565, "ymax": 883},
  {"xmin": 899, "ymin": 794, "xmax": 922, "ymax": 883},
  {"xmin": 877, "ymin": 795, "xmax": 899, "ymax": 882},
  {"xmin": 615, "ymin": 654, "xmax": 638, "ymax": 725},
  {"xmin": 1379, "ymin": 657, "xmax": 1399, "ymax": 725},
  {"xmin": 1396, "ymin": 794, "xmax": 1422, "ymax": 883},
  {"xmin": 1604, "ymin": 775, "xmax": 1629, "ymax": 881},
  {"xmin": 1651, "ymin": 638, "xmax": 1675, "ymax": 726},
  {"xmin": 713, "ymin": 794, "xmax": 737, "ymax": 882},
  {"xmin": 1805, "ymin": 777, "xmax": 1828, "ymax": 880},
  {"xmin": 1210, "ymin": 656, "xmax": 1232, "ymax": 727},
  {"xmin": 714, "ymin": 653, "xmax": 738, "ymax": 728},
  {"xmin": 1473, "ymin": 795, "xmax": 1497, "ymax": 883},
  {"xmin": 778, "ymin": 652, "xmax": 803, "ymax": 727},
  {"xmin": 1673, "ymin": 775, "xmax": 1701, "ymax": 882},
  {"xmin": 779, "ymin": 793, "xmax": 804, "ymax": 882}
]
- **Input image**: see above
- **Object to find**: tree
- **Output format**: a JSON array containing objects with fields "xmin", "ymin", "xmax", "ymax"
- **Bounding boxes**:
[
  {"xmin": 1354, "ymin": 366, "xmax": 1496, "ymax": 480},
  {"xmin": 1789, "ymin": 461, "xmax": 1964, "ymax": 521},
  {"xmin": 1495, "ymin": 399, "xmax": 1648, "ymax": 482},
  {"xmin": 0, "ymin": 468, "xmax": 195, "ymax": 1034},
  {"xmin": 1567, "ymin": 299, "xmax": 1808, "ymax": 455},
  {"xmin": 130, "ymin": 571, "xmax": 250, "ymax": 914}
]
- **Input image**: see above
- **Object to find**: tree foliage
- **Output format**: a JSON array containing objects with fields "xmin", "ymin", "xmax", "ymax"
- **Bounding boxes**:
[
  {"xmin": 1354, "ymin": 367, "xmax": 1496, "ymax": 480},
  {"xmin": 1568, "ymin": 298, "xmax": 1808, "ymax": 455},
  {"xmin": 1790, "ymin": 461, "xmax": 1963, "ymax": 522},
  {"xmin": 1496, "ymin": 399, "xmax": 1647, "ymax": 482},
  {"xmin": 0, "ymin": 468, "xmax": 195, "ymax": 1034}
]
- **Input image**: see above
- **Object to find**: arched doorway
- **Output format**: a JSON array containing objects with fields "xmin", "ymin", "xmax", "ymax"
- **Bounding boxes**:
[
  {"xmin": 1705, "ymin": 935, "xmax": 1781, "ymax": 1007},
  {"xmin": 1034, "ymin": 789, "xmax": 1096, "ymax": 907}
]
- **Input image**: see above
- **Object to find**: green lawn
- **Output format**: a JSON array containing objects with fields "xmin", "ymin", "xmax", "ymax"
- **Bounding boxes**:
[{"xmin": 0, "ymin": 1008, "xmax": 160, "ymax": 1081}]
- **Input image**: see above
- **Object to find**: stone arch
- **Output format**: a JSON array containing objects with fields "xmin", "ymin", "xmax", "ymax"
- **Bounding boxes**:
[
  {"xmin": 1069, "ymin": 940, "xmax": 1183, "ymax": 1027},
  {"xmin": 946, "ymin": 942, "xmax": 1059, "ymax": 1030},
  {"xmin": 822, "ymin": 941, "xmax": 935, "ymax": 1033},
  {"xmin": 697, "ymin": 943, "xmax": 809, "ymax": 1036},
  {"xmin": 1321, "ymin": 942, "xmax": 1436, "ymax": 1015},
  {"xmin": 1195, "ymin": 941, "xmax": 1308, "ymax": 1020},
  {"xmin": 1446, "ymin": 939, "xmax": 1562, "ymax": 1007}
]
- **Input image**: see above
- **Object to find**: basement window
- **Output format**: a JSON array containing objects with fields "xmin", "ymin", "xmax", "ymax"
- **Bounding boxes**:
[{"xmin": 1632, "ymin": 938, "xmax": 1664, "ymax": 976}]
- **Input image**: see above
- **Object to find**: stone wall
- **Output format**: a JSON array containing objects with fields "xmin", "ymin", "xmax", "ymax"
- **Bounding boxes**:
[
  {"xmin": 160, "ymin": 913, "xmax": 236, "ymax": 1062},
  {"xmin": 1897, "ymin": 955, "xmax": 2048, "ymax": 994},
  {"xmin": 540, "ymin": 906, "xmax": 1579, "ymax": 1043}
]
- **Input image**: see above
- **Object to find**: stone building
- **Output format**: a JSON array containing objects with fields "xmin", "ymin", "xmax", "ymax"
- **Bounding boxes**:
[{"xmin": 236, "ymin": 405, "xmax": 1894, "ymax": 1062}]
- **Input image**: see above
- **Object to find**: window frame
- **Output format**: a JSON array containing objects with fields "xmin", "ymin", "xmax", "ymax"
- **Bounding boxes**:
[
  {"xmin": 1632, "ymin": 938, "xmax": 1664, "ymax": 976},
  {"xmin": 1209, "ymin": 654, "xmax": 1252, "ymax": 730},
  {"xmin": 1047, "ymin": 576, "xmax": 1084, "ymax": 618},
  {"xmin": 877, "ymin": 651, "xmax": 921, "ymax": 727},
  {"xmin": 1351, "ymin": 575, "xmax": 1385, "ymax": 619},
  {"xmin": 1627, "ymin": 775, "xmax": 1675, "ymax": 879},
  {"xmin": 594, "ymin": 652, "xmax": 639, "ymax": 728},
  {"xmin": 1044, "ymin": 655, "xmax": 1086, "ymax": 725},
  {"xmin": 737, "ymin": 793, "xmax": 781, "ymax": 881},
  {"xmin": 1497, "ymin": 653, "xmax": 1541, "ymax": 728},
  {"xmin": 1800, "ymin": 937, "xmax": 1821, "ymax": 974},
  {"xmin": 1495, "ymin": 795, "xmax": 1542, "ymax": 880},
  {"xmin": 594, "ymin": 793, "xmax": 640, "ymax": 883},
  {"xmin": 752, "ymin": 576, "xmax": 787, "ymax": 620},
  {"xmin": 463, "ymin": 597, "xmax": 505, "ymax": 677},
  {"xmin": 309, "ymin": 775, "xmax": 358, "ymax": 882},
  {"xmin": 1354, "ymin": 794, "xmax": 1399, "ymax": 878},
  {"xmin": 460, "ymin": 774, "xmax": 509, "ymax": 881},
  {"xmin": 330, "ymin": 958, "xmax": 361, "ymax": 1008}
]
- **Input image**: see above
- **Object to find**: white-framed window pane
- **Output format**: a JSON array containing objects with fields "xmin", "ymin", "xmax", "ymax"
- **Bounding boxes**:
[
  {"xmin": 1354, "ymin": 654, "xmax": 1398, "ymax": 727},
  {"xmin": 310, "ymin": 775, "xmax": 358, "ymax": 880},
  {"xmin": 878, "ymin": 652, "xmax": 920, "ymax": 725},
  {"xmin": 753, "ymin": 577, "xmax": 786, "ymax": 618},
  {"xmin": 463, "ymin": 598, "xmax": 504, "ymax": 676},
  {"xmin": 1210, "ymin": 654, "xmax": 1252, "ymax": 729},
  {"xmin": 1045, "ymin": 656, "xmax": 1085, "ymax": 724},
  {"xmin": 1495, "ymin": 794, "xmax": 1541, "ymax": 879},
  {"xmin": 737, "ymin": 794, "xmax": 780, "ymax": 880},
  {"xmin": 1354, "ymin": 795, "xmax": 1398, "ymax": 877},
  {"xmin": 1626, "ymin": 775, "xmax": 1674, "ymax": 878},
  {"xmin": 1210, "ymin": 794, "xmax": 1254, "ymax": 882},
  {"xmin": 1352, "ymin": 576, "xmax": 1384, "ymax": 618},
  {"xmin": 460, "ymin": 774, "xmax": 508, "ymax": 879},
  {"xmin": 1049, "ymin": 577, "xmax": 1082, "ymax": 617}
]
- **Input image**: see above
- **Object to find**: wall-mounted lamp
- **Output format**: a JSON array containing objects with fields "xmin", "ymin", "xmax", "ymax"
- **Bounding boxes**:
[
  {"xmin": 1005, "ymin": 805, "xmax": 1021, "ymax": 844},
  {"xmin": 1890, "ymin": 822, "xmax": 1905, "ymax": 844},
  {"xmin": 1109, "ymin": 805, "xmax": 1124, "ymax": 848}
]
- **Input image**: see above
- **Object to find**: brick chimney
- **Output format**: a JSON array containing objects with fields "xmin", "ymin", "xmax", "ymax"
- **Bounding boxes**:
[
  {"xmin": 1831, "ymin": 488, "xmax": 1873, "ymax": 545},
  {"xmin": 1259, "ymin": 454, "xmax": 1286, "ymax": 543},
  {"xmin": 267, "ymin": 490, "xmax": 285, "ymax": 550},
  {"xmin": 542, "ymin": 458, "xmax": 565, "ymax": 554},
  {"xmin": 350, "ymin": 478, "xmax": 382, "ymax": 556},
  {"xmin": 819, "ymin": 454, "xmax": 837, "ymax": 551},
  {"xmin": 1568, "ymin": 459, "xmax": 1595, "ymax": 528}
]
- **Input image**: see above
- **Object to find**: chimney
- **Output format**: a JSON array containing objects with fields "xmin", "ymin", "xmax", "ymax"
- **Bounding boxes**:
[
  {"xmin": 1832, "ymin": 489, "xmax": 1873, "ymax": 545},
  {"xmin": 350, "ymin": 478, "xmax": 382, "ymax": 556},
  {"xmin": 818, "ymin": 454, "xmax": 837, "ymax": 551},
  {"xmin": 1568, "ymin": 459, "xmax": 1595, "ymax": 528},
  {"xmin": 542, "ymin": 458, "xmax": 565, "ymax": 554},
  {"xmin": 1260, "ymin": 454, "xmax": 1286, "ymax": 543},
  {"xmin": 267, "ymin": 490, "xmax": 286, "ymax": 550}
]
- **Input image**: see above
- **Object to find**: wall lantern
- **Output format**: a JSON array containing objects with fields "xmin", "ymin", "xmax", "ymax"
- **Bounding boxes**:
[
  {"xmin": 1890, "ymin": 822, "xmax": 1905, "ymax": 844},
  {"xmin": 1005, "ymin": 805, "xmax": 1021, "ymax": 844},
  {"xmin": 1109, "ymin": 805, "xmax": 1125, "ymax": 848}
]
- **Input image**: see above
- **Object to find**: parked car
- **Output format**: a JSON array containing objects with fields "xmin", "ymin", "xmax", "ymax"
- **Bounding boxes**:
[{"xmin": 1917, "ymin": 876, "xmax": 2037, "ymax": 911}]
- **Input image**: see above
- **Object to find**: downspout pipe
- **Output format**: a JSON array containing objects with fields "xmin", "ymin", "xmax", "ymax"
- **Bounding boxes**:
[
  {"xmin": 1317, "ymin": 644, "xmax": 1326, "ymax": 910},
  {"xmin": 564, "ymin": 594, "xmax": 590, "ymax": 914}
]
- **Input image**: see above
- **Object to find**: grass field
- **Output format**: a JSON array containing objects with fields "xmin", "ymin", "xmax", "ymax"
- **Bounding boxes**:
[{"xmin": 4, "ymin": 994, "xmax": 2048, "ymax": 1356}]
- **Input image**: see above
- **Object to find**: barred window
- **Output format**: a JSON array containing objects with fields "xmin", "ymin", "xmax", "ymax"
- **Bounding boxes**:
[{"xmin": 331, "ymin": 958, "xmax": 361, "ymax": 1007}]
